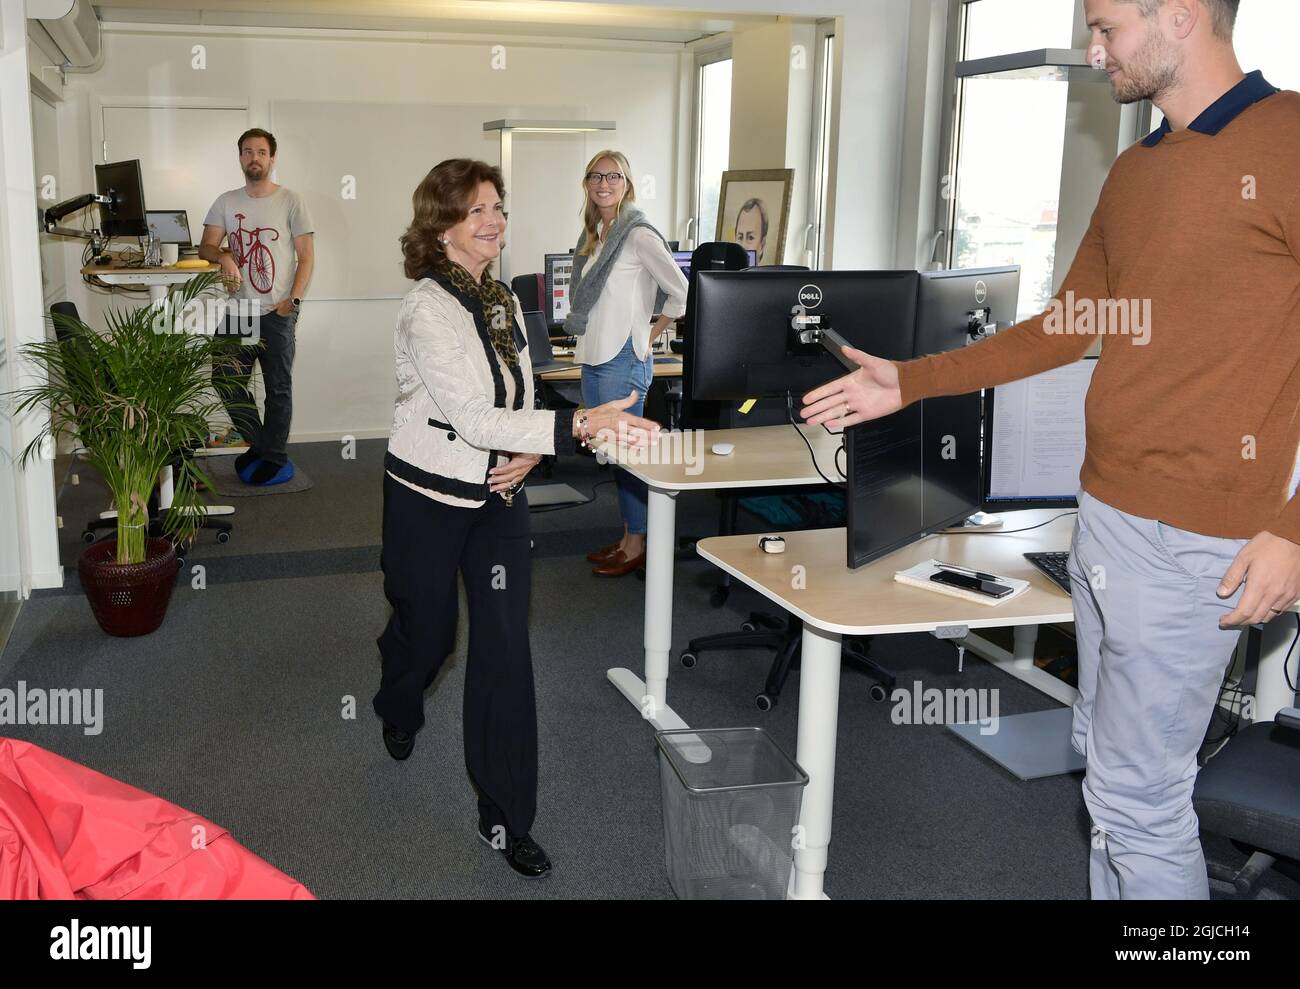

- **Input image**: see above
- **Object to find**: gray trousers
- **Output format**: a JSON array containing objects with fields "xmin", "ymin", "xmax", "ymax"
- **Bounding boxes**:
[{"xmin": 1067, "ymin": 490, "xmax": 1246, "ymax": 899}]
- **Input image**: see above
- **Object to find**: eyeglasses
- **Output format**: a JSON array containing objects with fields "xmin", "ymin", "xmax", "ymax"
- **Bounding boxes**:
[{"xmin": 586, "ymin": 172, "xmax": 625, "ymax": 186}]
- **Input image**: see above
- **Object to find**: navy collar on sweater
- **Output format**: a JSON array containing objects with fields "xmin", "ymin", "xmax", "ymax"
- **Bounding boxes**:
[{"xmin": 1142, "ymin": 70, "xmax": 1278, "ymax": 146}]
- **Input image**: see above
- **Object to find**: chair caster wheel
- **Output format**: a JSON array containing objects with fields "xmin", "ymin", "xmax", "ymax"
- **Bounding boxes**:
[
  {"xmin": 755, "ymin": 693, "xmax": 775, "ymax": 712},
  {"xmin": 869, "ymin": 684, "xmax": 889, "ymax": 702},
  {"xmin": 216, "ymin": 530, "xmax": 231, "ymax": 544},
  {"xmin": 679, "ymin": 651, "xmax": 697, "ymax": 669},
  {"xmin": 709, "ymin": 587, "xmax": 729, "ymax": 607},
  {"xmin": 176, "ymin": 557, "xmax": 185, "ymax": 571},
  {"xmin": 82, "ymin": 530, "xmax": 95, "ymax": 544},
  {"xmin": 740, "ymin": 621, "xmax": 757, "ymax": 633}
]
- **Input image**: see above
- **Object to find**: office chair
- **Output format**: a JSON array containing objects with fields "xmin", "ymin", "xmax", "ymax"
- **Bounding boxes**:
[
  {"xmin": 1193, "ymin": 626, "xmax": 1300, "ymax": 898},
  {"xmin": 49, "ymin": 301, "xmax": 232, "ymax": 548},
  {"xmin": 510, "ymin": 272, "xmax": 545, "ymax": 318}
]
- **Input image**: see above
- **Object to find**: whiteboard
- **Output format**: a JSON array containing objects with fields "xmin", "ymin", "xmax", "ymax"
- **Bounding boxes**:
[{"xmin": 268, "ymin": 100, "xmax": 594, "ymax": 299}]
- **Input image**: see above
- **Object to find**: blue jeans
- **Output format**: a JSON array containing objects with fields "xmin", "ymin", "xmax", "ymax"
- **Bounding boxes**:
[
  {"xmin": 581, "ymin": 337, "xmax": 653, "ymax": 536},
  {"xmin": 213, "ymin": 309, "xmax": 297, "ymax": 466}
]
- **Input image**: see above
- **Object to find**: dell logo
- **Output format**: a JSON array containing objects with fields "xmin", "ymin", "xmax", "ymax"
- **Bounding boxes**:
[
  {"xmin": 974, "ymin": 280, "xmax": 988, "ymax": 305},
  {"xmin": 798, "ymin": 284, "xmax": 823, "ymax": 308}
]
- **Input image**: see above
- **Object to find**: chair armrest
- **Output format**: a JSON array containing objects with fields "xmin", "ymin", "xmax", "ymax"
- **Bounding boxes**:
[{"xmin": 1277, "ymin": 708, "xmax": 1300, "ymax": 733}]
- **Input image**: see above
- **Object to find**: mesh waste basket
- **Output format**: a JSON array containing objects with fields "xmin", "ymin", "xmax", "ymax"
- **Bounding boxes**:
[{"xmin": 656, "ymin": 727, "xmax": 809, "ymax": 900}]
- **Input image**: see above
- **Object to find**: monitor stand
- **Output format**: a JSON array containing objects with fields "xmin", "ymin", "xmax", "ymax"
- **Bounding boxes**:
[{"xmin": 940, "ymin": 511, "xmax": 1003, "ymax": 533}]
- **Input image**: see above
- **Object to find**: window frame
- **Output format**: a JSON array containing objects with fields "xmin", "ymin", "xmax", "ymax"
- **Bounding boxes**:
[
  {"xmin": 806, "ymin": 19, "xmax": 836, "ymax": 268},
  {"xmin": 689, "ymin": 41, "xmax": 733, "ymax": 251}
]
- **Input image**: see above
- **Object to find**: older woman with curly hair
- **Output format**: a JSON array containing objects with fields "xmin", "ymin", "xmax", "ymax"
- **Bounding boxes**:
[{"xmin": 374, "ymin": 158, "xmax": 657, "ymax": 879}]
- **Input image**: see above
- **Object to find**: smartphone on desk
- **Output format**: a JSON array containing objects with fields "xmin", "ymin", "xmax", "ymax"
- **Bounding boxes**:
[{"xmin": 929, "ymin": 568, "xmax": 1013, "ymax": 599}]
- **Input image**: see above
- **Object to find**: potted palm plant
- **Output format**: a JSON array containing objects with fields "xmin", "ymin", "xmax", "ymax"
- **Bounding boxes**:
[{"xmin": 7, "ymin": 272, "xmax": 242, "ymax": 636}]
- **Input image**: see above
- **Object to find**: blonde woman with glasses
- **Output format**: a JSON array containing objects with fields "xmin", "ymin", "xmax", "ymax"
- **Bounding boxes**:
[{"xmin": 567, "ymin": 150, "xmax": 689, "ymax": 577}]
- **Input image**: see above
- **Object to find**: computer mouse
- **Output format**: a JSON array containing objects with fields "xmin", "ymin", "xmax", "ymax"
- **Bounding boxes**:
[{"xmin": 711, "ymin": 442, "xmax": 735, "ymax": 456}]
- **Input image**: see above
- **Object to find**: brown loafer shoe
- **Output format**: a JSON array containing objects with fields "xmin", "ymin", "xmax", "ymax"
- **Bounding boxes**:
[
  {"xmin": 592, "ymin": 550, "xmax": 646, "ymax": 577},
  {"xmin": 586, "ymin": 542, "xmax": 623, "ymax": 564}
]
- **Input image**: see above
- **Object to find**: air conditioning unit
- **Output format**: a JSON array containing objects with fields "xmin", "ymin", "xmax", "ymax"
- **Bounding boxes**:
[{"xmin": 30, "ymin": 0, "xmax": 101, "ymax": 69}]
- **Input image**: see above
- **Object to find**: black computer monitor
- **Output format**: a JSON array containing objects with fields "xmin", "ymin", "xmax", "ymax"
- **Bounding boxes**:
[
  {"xmin": 982, "ymin": 355, "xmax": 1096, "ymax": 512},
  {"xmin": 145, "ymin": 209, "xmax": 192, "ymax": 246},
  {"xmin": 843, "ymin": 266, "xmax": 1021, "ymax": 569},
  {"xmin": 916, "ymin": 267, "xmax": 1019, "ymax": 531},
  {"xmin": 691, "ymin": 269, "xmax": 919, "ymax": 403},
  {"xmin": 543, "ymin": 252, "xmax": 574, "ymax": 330},
  {"xmin": 95, "ymin": 159, "xmax": 148, "ymax": 238}
]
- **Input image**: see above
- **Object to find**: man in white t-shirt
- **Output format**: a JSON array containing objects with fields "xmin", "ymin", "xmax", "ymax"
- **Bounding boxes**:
[{"xmin": 199, "ymin": 127, "xmax": 315, "ymax": 486}]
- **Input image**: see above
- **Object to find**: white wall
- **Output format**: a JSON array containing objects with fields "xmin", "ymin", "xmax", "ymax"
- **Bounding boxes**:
[{"xmin": 58, "ymin": 23, "xmax": 685, "ymax": 441}]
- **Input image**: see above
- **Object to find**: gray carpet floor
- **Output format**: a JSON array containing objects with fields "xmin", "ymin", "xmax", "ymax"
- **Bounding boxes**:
[{"xmin": 4, "ymin": 438, "xmax": 1294, "ymax": 899}]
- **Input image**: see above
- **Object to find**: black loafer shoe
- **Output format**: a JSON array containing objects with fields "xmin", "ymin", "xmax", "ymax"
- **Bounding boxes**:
[
  {"xmin": 478, "ymin": 821, "xmax": 552, "ymax": 878},
  {"xmin": 382, "ymin": 721, "xmax": 414, "ymax": 761}
]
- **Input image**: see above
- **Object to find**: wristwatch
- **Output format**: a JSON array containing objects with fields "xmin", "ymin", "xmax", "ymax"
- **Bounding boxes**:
[{"xmin": 291, "ymin": 297, "xmax": 302, "ymax": 310}]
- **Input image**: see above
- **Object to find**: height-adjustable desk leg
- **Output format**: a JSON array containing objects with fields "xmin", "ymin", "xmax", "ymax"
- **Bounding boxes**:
[
  {"xmin": 789, "ymin": 623, "xmax": 842, "ymax": 900},
  {"xmin": 608, "ymin": 488, "xmax": 689, "ymax": 730}
]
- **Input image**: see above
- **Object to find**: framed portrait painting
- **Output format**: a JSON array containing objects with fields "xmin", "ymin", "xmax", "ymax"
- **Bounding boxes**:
[{"xmin": 715, "ymin": 168, "xmax": 794, "ymax": 266}]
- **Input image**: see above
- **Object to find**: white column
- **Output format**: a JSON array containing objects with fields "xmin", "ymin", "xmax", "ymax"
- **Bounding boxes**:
[{"xmin": 0, "ymin": 0, "xmax": 62, "ymax": 592}]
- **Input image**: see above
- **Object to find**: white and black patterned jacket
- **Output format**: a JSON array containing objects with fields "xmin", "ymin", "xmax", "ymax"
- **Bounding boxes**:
[{"xmin": 385, "ymin": 272, "xmax": 575, "ymax": 508}]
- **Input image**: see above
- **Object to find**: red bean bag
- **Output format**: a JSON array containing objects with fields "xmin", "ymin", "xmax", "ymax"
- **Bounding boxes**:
[{"xmin": 0, "ymin": 737, "xmax": 314, "ymax": 899}]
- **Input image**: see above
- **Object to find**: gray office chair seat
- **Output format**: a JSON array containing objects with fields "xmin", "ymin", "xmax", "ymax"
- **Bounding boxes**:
[{"xmin": 1193, "ymin": 711, "xmax": 1300, "ymax": 896}]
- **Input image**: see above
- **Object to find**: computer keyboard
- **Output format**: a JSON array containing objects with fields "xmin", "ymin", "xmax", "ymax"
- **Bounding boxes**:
[{"xmin": 1024, "ymin": 551, "xmax": 1072, "ymax": 595}]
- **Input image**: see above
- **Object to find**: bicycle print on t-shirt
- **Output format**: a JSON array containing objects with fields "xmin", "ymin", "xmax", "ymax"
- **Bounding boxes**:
[{"xmin": 230, "ymin": 212, "xmax": 279, "ymax": 294}]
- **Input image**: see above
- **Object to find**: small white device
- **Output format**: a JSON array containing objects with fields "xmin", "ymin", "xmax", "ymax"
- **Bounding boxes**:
[
  {"xmin": 711, "ymin": 442, "xmax": 735, "ymax": 456},
  {"xmin": 758, "ymin": 536, "xmax": 786, "ymax": 554}
]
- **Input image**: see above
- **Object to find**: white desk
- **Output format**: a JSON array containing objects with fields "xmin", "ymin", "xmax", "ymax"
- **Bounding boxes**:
[
  {"xmin": 81, "ymin": 261, "xmax": 220, "ymax": 307},
  {"xmin": 697, "ymin": 519, "xmax": 1300, "ymax": 899},
  {"xmin": 596, "ymin": 424, "xmax": 843, "ymax": 731}
]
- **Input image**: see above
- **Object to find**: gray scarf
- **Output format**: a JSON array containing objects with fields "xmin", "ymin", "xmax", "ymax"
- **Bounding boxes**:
[{"xmin": 566, "ymin": 204, "xmax": 669, "ymax": 336}]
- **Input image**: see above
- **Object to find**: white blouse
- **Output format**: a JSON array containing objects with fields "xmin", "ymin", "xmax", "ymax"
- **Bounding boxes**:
[{"xmin": 573, "ymin": 225, "xmax": 689, "ymax": 367}]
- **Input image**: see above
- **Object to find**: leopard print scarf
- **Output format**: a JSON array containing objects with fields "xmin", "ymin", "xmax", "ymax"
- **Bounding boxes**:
[{"xmin": 434, "ymin": 260, "xmax": 519, "ymax": 368}]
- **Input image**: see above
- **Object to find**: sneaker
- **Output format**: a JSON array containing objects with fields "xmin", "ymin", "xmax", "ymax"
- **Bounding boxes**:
[{"xmin": 478, "ymin": 820, "xmax": 552, "ymax": 878}]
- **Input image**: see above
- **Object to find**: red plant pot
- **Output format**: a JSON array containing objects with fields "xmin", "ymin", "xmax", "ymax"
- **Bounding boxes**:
[{"xmin": 78, "ymin": 537, "xmax": 178, "ymax": 637}]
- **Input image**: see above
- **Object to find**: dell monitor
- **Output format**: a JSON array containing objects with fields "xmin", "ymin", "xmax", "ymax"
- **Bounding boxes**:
[
  {"xmin": 915, "ymin": 266, "xmax": 1020, "ymax": 532},
  {"xmin": 95, "ymin": 159, "xmax": 148, "ymax": 238},
  {"xmin": 844, "ymin": 266, "xmax": 1022, "ymax": 569},
  {"xmin": 691, "ymin": 269, "xmax": 920, "ymax": 404}
]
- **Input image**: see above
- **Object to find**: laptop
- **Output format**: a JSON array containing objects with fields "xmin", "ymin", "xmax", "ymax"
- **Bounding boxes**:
[
  {"xmin": 523, "ymin": 311, "xmax": 567, "ymax": 374},
  {"xmin": 145, "ymin": 210, "xmax": 193, "ymax": 247}
]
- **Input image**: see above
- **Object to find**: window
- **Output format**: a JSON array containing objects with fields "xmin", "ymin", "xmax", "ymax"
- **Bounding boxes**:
[
  {"xmin": 1233, "ymin": 5, "xmax": 1300, "ymax": 91},
  {"xmin": 693, "ymin": 53, "xmax": 732, "ymax": 248},
  {"xmin": 947, "ymin": 0, "xmax": 1076, "ymax": 320},
  {"xmin": 963, "ymin": 0, "xmax": 1075, "ymax": 60}
]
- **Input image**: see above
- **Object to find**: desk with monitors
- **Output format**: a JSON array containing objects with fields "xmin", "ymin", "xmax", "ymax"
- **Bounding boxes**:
[{"xmin": 689, "ymin": 265, "xmax": 1022, "ymax": 570}]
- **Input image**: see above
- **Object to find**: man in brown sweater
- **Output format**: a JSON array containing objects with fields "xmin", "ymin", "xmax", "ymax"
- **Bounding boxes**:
[{"xmin": 806, "ymin": 0, "xmax": 1299, "ymax": 899}]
